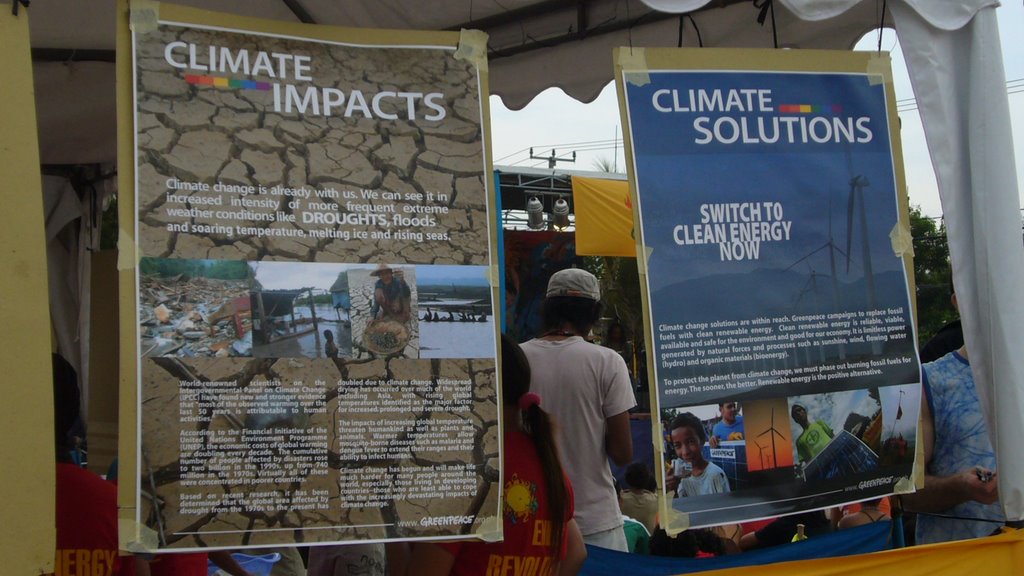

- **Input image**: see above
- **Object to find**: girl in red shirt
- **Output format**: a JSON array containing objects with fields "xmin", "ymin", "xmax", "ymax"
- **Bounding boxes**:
[{"xmin": 405, "ymin": 334, "xmax": 586, "ymax": 575}]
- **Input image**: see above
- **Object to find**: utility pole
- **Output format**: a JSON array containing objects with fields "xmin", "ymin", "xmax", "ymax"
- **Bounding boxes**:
[{"xmin": 529, "ymin": 148, "xmax": 576, "ymax": 169}]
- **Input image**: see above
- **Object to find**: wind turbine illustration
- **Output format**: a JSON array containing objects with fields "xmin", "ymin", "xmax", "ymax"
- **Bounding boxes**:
[
  {"xmin": 844, "ymin": 149, "xmax": 877, "ymax": 311},
  {"xmin": 786, "ymin": 193, "xmax": 847, "ymax": 308},
  {"xmin": 843, "ymin": 148, "xmax": 884, "ymax": 354},
  {"xmin": 757, "ymin": 407, "xmax": 788, "ymax": 470},
  {"xmin": 754, "ymin": 440, "xmax": 770, "ymax": 469},
  {"xmin": 787, "ymin": 193, "xmax": 848, "ymax": 360}
]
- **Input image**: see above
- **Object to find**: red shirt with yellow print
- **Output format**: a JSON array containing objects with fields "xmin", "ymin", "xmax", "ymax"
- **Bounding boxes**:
[
  {"xmin": 54, "ymin": 462, "xmax": 134, "ymax": 576},
  {"xmin": 438, "ymin": 430, "xmax": 574, "ymax": 576}
]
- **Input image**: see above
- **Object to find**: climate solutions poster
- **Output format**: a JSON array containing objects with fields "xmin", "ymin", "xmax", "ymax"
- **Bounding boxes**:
[
  {"xmin": 616, "ymin": 49, "xmax": 922, "ymax": 530},
  {"xmin": 119, "ymin": 4, "xmax": 500, "ymax": 551}
]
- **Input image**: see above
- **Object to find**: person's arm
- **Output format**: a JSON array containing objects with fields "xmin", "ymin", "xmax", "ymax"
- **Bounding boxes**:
[
  {"xmin": 828, "ymin": 507, "xmax": 844, "ymax": 529},
  {"xmin": 372, "ymin": 285, "xmax": 385, "ymax": 318},
  {"xmin": 738, "ymin": 530, "xmax": 760, "ymax": 551},
  {"xmin": 708, "ymin": 435, "xmax": 722, "ymax": 448},
  {"xmin": 558, "ymin": 519, "xmax": 586, "ymax": 576},
  {"xmin": 837, "ymin": 513, "xmax": 868, "ymax": 530},
  {"xmin": 605, "ymin": 411, "xmax": 633, "ymax": 467},
  {"xmin": 404, "ymin": 543, "xmax": 456, "ymax": 576},
  {"xmin": 665, "ymin": 471, "xmax": 680, "ymax": 494},
  {"xmin": 901, "ymin": 392, "xmax": 999, "ymax": 513},
  {"xmin": 208, "ymin": 551, "xmax": 252, "ymax": 576},
  {"xmin": 132, "ymin": 556, "xmax": 151, "ymax": 576}
]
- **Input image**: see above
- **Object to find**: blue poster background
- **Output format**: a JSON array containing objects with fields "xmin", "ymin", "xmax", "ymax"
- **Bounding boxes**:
[
  {"xmin": 625, "ymin": 71, "xmax": 918, "ymax": 407},
  {"xmin": 623, "ymin": 68, "xmax": 922, "ymax": 527}
]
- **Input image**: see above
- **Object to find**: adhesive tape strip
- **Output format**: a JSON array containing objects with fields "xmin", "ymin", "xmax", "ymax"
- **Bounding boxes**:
[
  {"xmin": 619, "ymin": 47, "xmax": 650, "ymax": 87},
  {"xmin": 635, "ymin": 245, "xmax": 654, "ymax": 275},
  {"xmin": 889, "ymin": 220, "xmax": 914, "ymax": 257},
  {"xmin": 130, "ymin": 0, "xmax": 160, "ymax": 35},
  {"xmin": 866, "ymin": 53, "xmax": 888, "ymax": 86},
  {"xmin": 455, "ymin": 29, "xmax": 489, "ymax": 72},
  {"xmin": 662, "ymin": 503, "xmax": 692, "ymax": 536},
  {"xmin": 119, "ymin": 518, "xmax": 160, "ymax": 553},
  {"xmin": 476, "ymin": 514, "xmax": 503, "ymax": 543}
]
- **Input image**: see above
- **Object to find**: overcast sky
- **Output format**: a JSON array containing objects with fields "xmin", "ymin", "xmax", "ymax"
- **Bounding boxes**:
[{"xmin": 490, "ymin": 3, "xmax": 1024, "ymax": 220}]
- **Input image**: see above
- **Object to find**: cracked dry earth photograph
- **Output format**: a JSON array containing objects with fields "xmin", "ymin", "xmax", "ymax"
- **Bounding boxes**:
[
  {"xmin": 135, "ymin": 24, "xmax": 489, "ymax": 266},
  {"xmin": 141, "ymin": 356, "xmax": 498, "ymax": 547}
]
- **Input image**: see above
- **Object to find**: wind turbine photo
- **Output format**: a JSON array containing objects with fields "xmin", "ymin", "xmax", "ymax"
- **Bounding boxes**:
[{"xmin": 758, "ymin": 406, "xmax": 788, "ymax": 470}]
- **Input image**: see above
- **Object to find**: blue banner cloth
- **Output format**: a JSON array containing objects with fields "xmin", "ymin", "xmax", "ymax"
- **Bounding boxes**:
[{"xmin": 580, "ymin": 521, "xmax": 892, "ymax": 575}]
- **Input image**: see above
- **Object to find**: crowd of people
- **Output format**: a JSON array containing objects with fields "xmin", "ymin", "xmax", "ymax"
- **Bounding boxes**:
[{"xmin": 50, "ymin": 270, "xmax": 1006, "ymax": 575}]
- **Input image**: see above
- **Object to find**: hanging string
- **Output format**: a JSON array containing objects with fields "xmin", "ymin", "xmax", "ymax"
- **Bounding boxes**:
[
  {"xmin": 627, "ymin": 0, "xmax": 633, "ymax": 53},
  {"xmin": 688, "ymin": 15, "xmax": 704, "ymax": 47},
  {"xmin": 679, "ymin": 14, "xmax": 704, "ymax": 48},
  {"xmin": 753, "ymin": 0, "xmax": 779, "ymax": 49},
  {"xmin": 877, "ymin": 0, "xmax": 889, "ymax": 53}
]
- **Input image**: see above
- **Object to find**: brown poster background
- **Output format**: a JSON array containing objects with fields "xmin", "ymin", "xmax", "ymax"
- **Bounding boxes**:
[{"xmin": 129, "ymin": 7, "xmax": 499, "ymax": 550}]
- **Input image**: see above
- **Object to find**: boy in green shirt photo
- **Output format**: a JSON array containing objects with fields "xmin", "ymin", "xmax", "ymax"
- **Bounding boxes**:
[{"xmin": 791, "ymin": 403, "xmax": 835, "ymax": 463}]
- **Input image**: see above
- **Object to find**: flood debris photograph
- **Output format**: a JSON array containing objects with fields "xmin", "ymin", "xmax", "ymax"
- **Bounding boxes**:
[
  {"xmin": 139, "ymin": 257, "xmax": 254, "ymax": 358},
  {"xmin": 416, "ymin": 265, "xmax": 496, "ymax": 358}
]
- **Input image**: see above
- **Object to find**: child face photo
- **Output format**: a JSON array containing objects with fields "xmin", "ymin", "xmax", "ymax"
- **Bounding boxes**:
[{"xmin": 672, "ymin": 425, "xmax": 705, "ymax": 465}]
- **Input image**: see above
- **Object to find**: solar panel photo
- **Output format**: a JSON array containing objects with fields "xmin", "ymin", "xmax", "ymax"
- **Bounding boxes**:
[{"xmin": 803, "ymin": 430, "xmax": 880, "ymax": 483}]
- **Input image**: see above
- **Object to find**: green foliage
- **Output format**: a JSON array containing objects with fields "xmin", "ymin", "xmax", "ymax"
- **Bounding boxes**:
[
  {"xmin": 590, "ymin": 156, "xmax": 622, "ymax": 174},
  {"xmin": 589, "ymin": 256, "xmax": 644, "ymax": 347},
  {"xmin": 909, "ymin": 206, "xmax": 957, "ymax": 345}
]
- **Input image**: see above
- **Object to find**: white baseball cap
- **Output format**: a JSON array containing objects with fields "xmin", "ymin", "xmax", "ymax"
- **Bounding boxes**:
[{"xmin": 546, "ymin": 268, "xmax": 600, "ymax": 301}]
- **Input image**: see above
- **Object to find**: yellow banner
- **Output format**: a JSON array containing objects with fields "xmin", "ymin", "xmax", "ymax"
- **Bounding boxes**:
[{"xmin": 572, "ymin": 175, "xmax": 636, "ymax": 257}]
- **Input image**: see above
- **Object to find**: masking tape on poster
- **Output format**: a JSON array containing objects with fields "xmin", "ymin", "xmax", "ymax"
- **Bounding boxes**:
[
  {"xmin": 488, "ymin": 265, "xmax": 500, "ymax": 287},
  {"xmin": 662, "ymin": 503, "xmax": 692, "ymax": 536},
  {"xmin": 619, "ymin": 48, "xmax": 650, "ymax": 87},
  {"xmin": 894, "ymin": 475, "xmax": 916, "ymax": 495},
  {"xmin": 477, "ymin": 514, "xmax": 503, "ymax": 542},
  {"xmin": 117, "ymin": 227, "xmax": 137, "ymax": 271},
  {"xmin": 119, "ymin": 519, "xmax": 160, "ymax": 553},
  {"xmin": 130, "ymin": 0, "xmax": 160, "ymax": 35},
  {"xmin": 866, "ymin": 54, "xmax": 888, "ymax": 86},
  {"xmin": 889, "ymin": 220, "xmax": 914, "ymax": 258},
  {"xmin": 455, "ymin": 29, "xmax": 489, "ymax": 71},
  {"xmin": 635, "ymin": 245, "xmax": 653, "ymax": 275}
]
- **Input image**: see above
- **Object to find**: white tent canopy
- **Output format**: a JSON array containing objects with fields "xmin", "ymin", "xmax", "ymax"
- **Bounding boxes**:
[
  {"xmin": 25, "ymin": 0, "xmax": 924, "ymax": 164},
  {"xmin": 24, "ymin": 0, "xmax": 1023, "ymax": 521}
]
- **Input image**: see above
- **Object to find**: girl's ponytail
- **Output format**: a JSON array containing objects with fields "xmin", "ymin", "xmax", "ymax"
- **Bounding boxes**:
[
  {"xmin": 501, "ymin": 334, "xmax": 570, "ymax": 559},
  {"xmin": 521, "ymin": 400, "xmax": 568, "ymax": 559}
]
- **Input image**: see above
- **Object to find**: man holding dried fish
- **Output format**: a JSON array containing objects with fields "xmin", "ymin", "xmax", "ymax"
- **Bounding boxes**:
[{"xmin": 370, "ymin": 263, "xmax": 412, "ymax": 323}]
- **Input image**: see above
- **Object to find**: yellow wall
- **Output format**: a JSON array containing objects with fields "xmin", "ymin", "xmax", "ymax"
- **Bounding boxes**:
[{"xmin": 0, "ymin": 7, "xmax": 57, "ymax": 574}]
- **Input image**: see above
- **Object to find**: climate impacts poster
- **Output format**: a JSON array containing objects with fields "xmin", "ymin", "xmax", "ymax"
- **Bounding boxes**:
[{"xmin": 125, "ymin": 5, "xmax": 499, "ymax": 550}]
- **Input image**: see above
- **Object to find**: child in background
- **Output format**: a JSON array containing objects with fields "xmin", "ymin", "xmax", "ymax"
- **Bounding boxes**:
[
  {"xmin": 670, "ymin": 412, "xmax": 730, "ymax": 497},
  {"xmin": 323, "ymin": 329, "xmax": 338, "ymax": 358},
  {"xmin": 618, "ymin": 462, "xmax": 658, "ymax": 535},
  {"xmin": 402, "ymin": 334, "xmax": 586, "ymax": 575}
]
